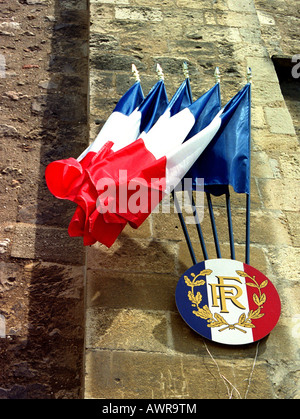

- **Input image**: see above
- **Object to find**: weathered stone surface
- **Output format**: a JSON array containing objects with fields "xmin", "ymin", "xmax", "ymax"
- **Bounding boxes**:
[
  {"xmin": 86, "ymin": 269, "xmax": 178, "ymax": 311},
  {"xmin": 85, "ymin": 0, "xmax": 299, "ymax": 400},
  {"xmin": 0, "ymin": 0, "xmax": 88, "ymax": 398},
  {"xmin": 86, "ymin": 308, "xmax": 169, "ymax": 352},
  {"xmin": 85, "ymin": 350, "xmax": 274, "ymax": 399},
  {"xmin": 87, "ymin": 238, "xmax": 177, "ymax": 274},
  {"xmin": 265, "ymin": 107, "xmax": 296, "ymax": 135},
  {"xmin": 1, "ymin": 0, "xmax": 298, "ymax": 401},
  {"xmin": 11, "ymin": 223, "xmax": 85, "ymax": 265},
  {"xmin": 115, "ymin": 6, "xmax": 163, "ymax": 22},
  {"xmin": 258, "ymin": 179, "xmax": 300, "ymax": 211}
]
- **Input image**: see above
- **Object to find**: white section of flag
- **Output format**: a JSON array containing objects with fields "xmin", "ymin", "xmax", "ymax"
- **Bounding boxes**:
[{"xmin": 204, "ymin": 259, "xmax": 253, "ymax": 345}]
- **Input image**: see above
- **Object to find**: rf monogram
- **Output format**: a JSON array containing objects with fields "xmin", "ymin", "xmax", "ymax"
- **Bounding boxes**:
[{"xmin": 210, "ymin": 276, "xmax": 246, "ymax": 313}]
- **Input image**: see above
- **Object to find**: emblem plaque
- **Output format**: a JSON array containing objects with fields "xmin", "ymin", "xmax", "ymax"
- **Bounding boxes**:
[{"xmin": 175, "ymin": 259, "xmax": 281, "ymax": 345}]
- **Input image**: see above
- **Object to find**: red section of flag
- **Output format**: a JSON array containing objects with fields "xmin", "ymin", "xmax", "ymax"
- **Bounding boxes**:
[
  {"xmin": 87, "ymin": 138, "xmax": 167, "ymax": 234},
  {"xmin": 45, "ymin": 137, "xmax": 167, "ymax": 247},
  {"xmin": 243, "ymin": 263, "xmax": 281, "ymax": 342}
]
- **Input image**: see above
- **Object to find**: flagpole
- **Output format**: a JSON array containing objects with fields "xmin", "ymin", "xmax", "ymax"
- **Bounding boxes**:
[
  {"xmin": 206, "ymin": 192, "xmax": 221, "ymax": 258},
  {"xmin": 171, "ymin": 61, "xmax": 209, "ymax": 264},
  {"xmin": 245, "ymin": 67, "xmax": 252, "ymax": 264},
  {"xmin": 191, "ymin": 192, "xmax": 208, "ymax": 260},
  {"xmin": 216, "ymin": 67, "xmax": 235, "ymax": 260},
  {"xmin": 226, "ymin": 188, "xmax": 235, "ymax": 260},
  {"xmin": 204, "ymin": 67, "xmax": 223, "ymax": 259},
  {"xmin": 183, "ymin": 62, "xmax": 208, "ymax": 261},
  {"xmin": 172, "ymin": 62, "xmax": 198, "ymax": 265},
  {"xmin": 173, "ymin": 190, "xmax": 197, "ymax": 265}
]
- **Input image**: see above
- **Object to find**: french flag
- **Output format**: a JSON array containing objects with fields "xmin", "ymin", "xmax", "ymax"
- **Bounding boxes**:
[
  {"xmin": 86, "ymin": 83, "xmax": 222, "ymax": 235},
  {"xmin": 45, "ymin": 80, "xmax": 251, "ymax": 249},
  {"xmin": 45, "ymin": 79, "xmax": 169, "ymax": 246},
  {"xmin": 84, "ymin": 78, "xmax": 195, "ymax": 244},
  {"xmin": 185, "ymin": 83, "xmax": 251, "ymax": 195},
  {"xmin": 175, "ymin": 259, "xmax": 281, "ymax": 345},
  {"xmin": 45, "ymin": 79, "xmax": 169, "ymax": 200}
]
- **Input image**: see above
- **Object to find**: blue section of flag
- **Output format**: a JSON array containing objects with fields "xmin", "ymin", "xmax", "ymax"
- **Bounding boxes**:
[
  {"xmin": 138, "ymin": 80, "xmax": 169, "ymax": 133},
  {"xmin": 185, "ymin": 83, "xmax": 251, "ymax": 195},
  {"xmin": 175, "ymin": 261, "xmax": 212, "ymax": 341},
  {"xmin": 186, "ymin": 83, "xmax": 221, "ymax": 141},
  {"xmin": 113, "ymin": 81, "xmax": 144, "ymax": 116},
  {"xmin": 168, "ymin": 78, "xmax": 193, "ymax": 116}
]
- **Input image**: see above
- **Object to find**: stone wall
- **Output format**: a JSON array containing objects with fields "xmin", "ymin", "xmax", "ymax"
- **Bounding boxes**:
[
  {"xmin": 85, "ymin": 0, "xmax": 299, "ymax": 399},
  {"xmin": 0, "ymin": 0, "xmax": 89, "ymax": 398},
  {"xmin": 0, "ymin": 0, "xmax": 298, "ymax": 399}
]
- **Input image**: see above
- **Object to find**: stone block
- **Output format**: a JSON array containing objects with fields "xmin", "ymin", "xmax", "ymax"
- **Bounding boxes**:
[
  {"xmin": 250, "ymin": 81, "xmax": 284, "ymax": 106},
  {"xmin": 246, "ymin": 57, "xmax": 279, "ymax": 84},
  {"xmin": 286, "ymin": 212, "xmax": 300, "ymax": 246},
  {"xmin": 258, "ymin": 179, "xmax": 300, "ymax": 211},
  {"xmin": 218, "ymin": 11, "xmax": 259, "ymax": 28},
  {"xmin": 237, "ymin": 209, "xmax": 292, "ymax": 246},
  {"xmin": 86, "ymin": 308, "xmax": 169, "ymax": 352},
  {"xmin": 265, "ymin": 107, "xmax": 296, "ymax": 135},
  {"xmin": 252, "ymin": 130, "xmax": 299, "ymax": 153},
  {"xmin": 89, "ymin": 33, "xmax": 119, "ymax": 51},
  {"xmin": 251, "ymin": 106, "xmax": 266, "ymax": 128},
  {"xmin": 89, "ymin": 69, "xmax": 114, "ymax": 96},
  {"xmin": 257, "ymin": 10, "xmax": 276, "ymax": 26},
  {"xmin": 268, "ymin": 246, "xmax": 300, "ymax": 282},
  {"xmin": 176, "ymin": 0, "xmax": 217, "ymax": 8},
  {"xmin": 251, "ymin": 151, "xmax": 279, "ymax": 178},
  {"xmin": 90, "ymin": 4, "xmax": 115, "ymax": 21},
  {"xmin": 278, "ymin": 153, "xmax": 300, "ymax": 179},
  {"xmin": 133, "ymin": 0, "xmax": 174, "ymax": 6},
  {"xmin": 91, "ymin": 0, "xmax": 129, "ymax": 3},
  {"xmin": 152, "ymin": 211, "xmax": 200, "ymax": 242},
  {"xmin": 11, "ymin": 223, "xmax": 85, "ymax": 265},
  {"xmin": 91, "ymin": 53, "xmax": 145, "ymax": 72},
  {"xmin": 170, "ymin": 312, "xmax": 260, "ymax": 359},
  {"xmin": 85, "ymin": 350, "xmax": 274, "ymax": 399},
  {"xmin": 115, "ymin": 6, "xmax": 163, "ymax": 22},
  {"xmin": 228, "ymin": 0, "xmax": 256, "ymax": 13},
  {"xmin": 60, "ymin": 0, "xmax": 88, "ymax": 9},
  {"xmin": 86, "ymin": 238, "xmax": 177, "ymax": 274},
  {"xmin": 86, "ymin": 269, "xmax": 178, "ymax": 311},
  {"xmin": 27, "ymin": 261, "xmax": 84, "ymax": 301}
]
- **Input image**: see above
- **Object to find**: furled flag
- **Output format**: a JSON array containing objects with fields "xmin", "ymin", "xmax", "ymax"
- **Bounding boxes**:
[
  {"xmin": 67, "ymin": 79, "xmax": 169, "ymax": 246},
  {"xmin": 45, "ymin": 78, "xmax": 169, "ymax": 246},
  {"xmin": 46, "ymin": 75, "xmax": 251, "ymax": 249},
  {"xmin": 88, "ymin": 83, "xmax": 225, "ymax": 242},
  {"xmin": 46, "ymin": 80, "xmax": 144, "ymax": 199},
  {"xmin": 86, "ymin": 77, "xmax": 194, "ymax": 245},
  {"xmin": 185, "ymin": 83, "xmax": 251, "ymax": 196}
]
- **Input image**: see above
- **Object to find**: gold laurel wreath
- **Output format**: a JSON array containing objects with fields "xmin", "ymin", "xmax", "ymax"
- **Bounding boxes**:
[{"xmin": 185, "ymin": 269, "xmax": 267, "ymax": 333}]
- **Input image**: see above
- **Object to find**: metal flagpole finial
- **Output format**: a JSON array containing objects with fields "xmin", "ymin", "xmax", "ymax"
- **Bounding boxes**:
[
  {"xmin": 247, "ymin": 67, "xmax": 252, "ymax": 84},
  {"xmin": 214, "ymin": 66, "xmax": 221, "ymax": 84},
  {"xmin": 156, "ymin": 63, "xmax": 164, "ymax": 80},
  {"xmin": 183, "ymin": 61, "xmax": 189, "ymax": 79},
  {"xmin": 132, "ymin": 64, "xmax": 140, "ymax": 82}
]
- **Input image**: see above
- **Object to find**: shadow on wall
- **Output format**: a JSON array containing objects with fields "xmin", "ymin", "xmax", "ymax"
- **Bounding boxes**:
[
  {"xmin": 0, "ymin": 0, "xmax": 89, "ymax": 399},
  {"xmin": 30, "ymin": 0, "xmax": 89, "ymax": 399}
]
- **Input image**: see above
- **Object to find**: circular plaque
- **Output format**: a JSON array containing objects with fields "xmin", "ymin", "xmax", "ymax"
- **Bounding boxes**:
[{"xmin": 175, "ymin": 259, "xmax": 281, "ymax": 345}]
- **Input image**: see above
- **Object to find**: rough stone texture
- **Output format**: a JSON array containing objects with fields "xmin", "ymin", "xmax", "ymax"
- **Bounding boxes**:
[
  {"xmin": 85, "ymin": 350, "xmax": 274, "ymax": 399},
  {"xmin": 0, "ymin": 0, "xmax": 88, "ymax": 398},
  {"xmin": 0, "ymin": 0, "xmax": 299, "ymax": 400},
  {"xmin": 86, "ymin": 0, "xmax": 300, "ymax": 400}
]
